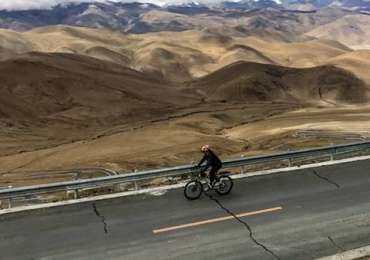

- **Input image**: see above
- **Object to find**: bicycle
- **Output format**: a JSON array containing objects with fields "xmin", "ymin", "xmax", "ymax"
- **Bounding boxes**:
[{"xmin": 184, "ymin": 167, "xmax": 233, "ymax": 200}]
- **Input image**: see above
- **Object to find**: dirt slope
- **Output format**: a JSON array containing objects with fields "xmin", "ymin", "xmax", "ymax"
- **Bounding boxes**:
[
  {"xmin": 306, "ymin": 14, "xmax": 370, "ymax": 49},
  {"xmin": 326, "ymin": 50, "xmax": 370, "ymax": 85},
  {"xmin": 0, "ymin": 52, "xmax": 196, "ymax": 122},
  {"xmin": 191, "ymin": 61, "xmax": 369, "ymax": 105}
]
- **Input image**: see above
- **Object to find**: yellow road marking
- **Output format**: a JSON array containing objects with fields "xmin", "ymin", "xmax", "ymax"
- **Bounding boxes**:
[{"xmin": 153, "ymin": 206, "xmax": 282, "ymax": 234}]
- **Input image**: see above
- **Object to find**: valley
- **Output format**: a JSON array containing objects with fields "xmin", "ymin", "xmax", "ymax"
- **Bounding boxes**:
[{"xmin": 0, "ymin": 3, "xmax": 370, "ymax": 186}]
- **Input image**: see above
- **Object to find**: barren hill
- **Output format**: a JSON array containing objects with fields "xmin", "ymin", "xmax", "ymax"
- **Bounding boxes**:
[
  {"xmin": 306, "ymin": 14, "xmax": 370, "ymax": 49},
  {"xmin": 326, "ymin": 50, "xmax": 370, "ymax": 85},
  {"xmin": 0, "ymin": 52, "xmax": 199, "ymax": 154},
  {"xmin": 191, "ymin": 61, "xmax": 369, "ymax": 104},
  {"xmin": 234, "ymin": 37, "xmax": 350, "ymax": 67}
]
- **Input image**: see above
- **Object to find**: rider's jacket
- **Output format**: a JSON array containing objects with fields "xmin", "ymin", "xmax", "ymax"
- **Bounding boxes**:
[{"xmin": 197, "ymin": 149, "xmax": 222, "ymax": 169}]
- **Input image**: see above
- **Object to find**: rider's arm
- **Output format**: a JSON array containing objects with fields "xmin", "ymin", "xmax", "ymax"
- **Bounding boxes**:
[{"xmin": 197, "ymin": 154, "xmax": 206, "ymax": 167}]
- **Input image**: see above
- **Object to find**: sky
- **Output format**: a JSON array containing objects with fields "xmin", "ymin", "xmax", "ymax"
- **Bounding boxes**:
[
  {"xmin": 0, "ymin": 0, "xmax": 105, "ymax": 10},
  {"xmin": 0, "ymin": 0, "xmax": 228, "ymax": 10}
]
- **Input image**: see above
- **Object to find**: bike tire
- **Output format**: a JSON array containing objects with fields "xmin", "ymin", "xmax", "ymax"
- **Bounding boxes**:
[
  {"xmin": 216, "ymin": 176, "xmax": 233, "ymax": 195},
  {"xmin": 184, "ymin": 180, "xmax": 203, "ymax": 200}
]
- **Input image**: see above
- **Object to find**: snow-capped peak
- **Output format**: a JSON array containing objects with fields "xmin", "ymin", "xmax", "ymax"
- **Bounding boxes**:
[{"xmin": 164, "ymin": 1, "xmax": 207, "ymax": 7}]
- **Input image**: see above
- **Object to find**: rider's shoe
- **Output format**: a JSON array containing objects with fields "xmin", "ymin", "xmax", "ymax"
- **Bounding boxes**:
[
  {"xmin": 213, "ymin": 181, "xmax": 220, "ymax": 188},
  {"xmin": 209, "ymin": 180, "xmax": 220, "ymax": 188}
]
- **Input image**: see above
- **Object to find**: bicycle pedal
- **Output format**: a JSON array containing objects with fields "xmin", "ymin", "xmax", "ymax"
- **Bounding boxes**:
[{"xmin": 206, "ymin": 183, "xmax": 213, "ymax": 190}]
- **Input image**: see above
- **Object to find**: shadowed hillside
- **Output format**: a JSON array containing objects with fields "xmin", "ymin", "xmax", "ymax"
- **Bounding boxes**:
[
  {"xmin": 0, "ymin": 52, "xmax": 197, "ymax": 124},
  {"xmin": 326, "ymin": 50, "xmax": 370, "ymax": 85},
  {"xmin": 191, "ymin": 61, "xmax": 369, "ymax": 104}
]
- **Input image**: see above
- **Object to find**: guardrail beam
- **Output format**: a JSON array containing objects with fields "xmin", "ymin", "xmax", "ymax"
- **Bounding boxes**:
[{"xmin": 1, "ymin": 141, "xmax": 370, "ymax": 202}]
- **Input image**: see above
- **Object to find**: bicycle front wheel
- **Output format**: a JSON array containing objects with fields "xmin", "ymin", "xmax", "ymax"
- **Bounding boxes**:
[
  {"xmin": 184, "ymin": 180, "xmax": 203, "ymax": 200},
  {"xmin": 216, "ymin": 176, "xmax": 233, "ymax": 195}
]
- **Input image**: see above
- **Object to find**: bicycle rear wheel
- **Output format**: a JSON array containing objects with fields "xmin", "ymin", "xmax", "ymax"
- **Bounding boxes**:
[
  {"xmin": 184, "ymin": 180, "xmax": 203, "ymax": 200},
  {"xmin": 216, "ymin": 176, "xmax": 233, "ymax": 195}
]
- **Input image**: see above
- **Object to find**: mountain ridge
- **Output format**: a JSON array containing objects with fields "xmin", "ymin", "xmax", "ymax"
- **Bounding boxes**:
[
  {"xmin": 1, "ymin": 25, "xmax": 363, "ymax": 82},
  {"xmin": 0, "ymin": 1, "xmax": 368, "ymax": 34}
]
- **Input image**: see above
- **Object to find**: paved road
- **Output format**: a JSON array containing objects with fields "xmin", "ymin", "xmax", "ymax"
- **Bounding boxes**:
[{"xmin": 1, "ymin": 159, "xmax": 370, "ymax": 260}]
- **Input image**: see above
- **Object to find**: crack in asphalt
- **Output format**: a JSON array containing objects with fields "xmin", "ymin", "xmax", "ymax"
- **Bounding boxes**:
[
  {"xmin": 92, "ymin": 203, "xmax": 108, "ymax": 234},
  {"xmin": 312, "ymin": 170, "xmax": 340, "ymax": 189},
  {"xmin": 205, "ymin": 193, "xmax": 281, "ymax": 260},
  {"xmin": 328, "ymin": 236, "xmax": 344, "ymax": 253}
]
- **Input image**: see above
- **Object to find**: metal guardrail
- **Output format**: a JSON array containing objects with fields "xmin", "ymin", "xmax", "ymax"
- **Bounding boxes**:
[
  {"xmin": 1, "ymin": 141, "xmax": 370, "ymax": 206},
  {"xmin": 0, "ymin": 167, "xmax": 117, "ymax": 179}
]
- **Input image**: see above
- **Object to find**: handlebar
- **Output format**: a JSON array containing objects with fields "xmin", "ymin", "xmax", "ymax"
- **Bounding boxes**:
[{"xmin": 191, "ymin": 165, "xmax": 207, "ymax": 173}]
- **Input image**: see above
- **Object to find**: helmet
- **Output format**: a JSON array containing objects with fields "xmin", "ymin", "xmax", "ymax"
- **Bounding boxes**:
[{"xmin": 201, "ymin": 144, "xmax": 210, "ymax": 152}]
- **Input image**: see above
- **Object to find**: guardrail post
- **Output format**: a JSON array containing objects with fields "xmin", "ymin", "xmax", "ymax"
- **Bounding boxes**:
[
  {"xmin": 240, "ymin": 155, "xmax": 245, "ymax": 174},
  {"xmin": 330, "ymin": 143, "xmax": 334, "ymax": 161},
  {"xmin": 74, "ymin": 172, "xmax": 81, "ymax": 180},
  {"xmin": 73, "ymin": 172, "xmax": 81, "ymax": 199},
  {"xmin": 134, "ymin": 169, "xmax": 139, "ymax": 191},
  {"xmin": 288, "ymin": 149, "xmax": 292, "ymax": 167},
  {"xmin": 74, "ymin": 190, "xmax": 79, "ymax": 199},
  {"xmin": 7, "ymin": 198, "xmax": 12, "ymax": 208}
]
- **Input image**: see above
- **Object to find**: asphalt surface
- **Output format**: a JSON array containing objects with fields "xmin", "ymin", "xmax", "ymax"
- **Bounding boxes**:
[{"xmin": 1, "ymin": 160, "xmax": 370, "ymax": 260}]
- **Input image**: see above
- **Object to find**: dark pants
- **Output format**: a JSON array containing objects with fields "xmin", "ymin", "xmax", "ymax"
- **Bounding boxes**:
[{"xmin": 209, "ymin": 165, "xmax": 221, "ymax": 183}]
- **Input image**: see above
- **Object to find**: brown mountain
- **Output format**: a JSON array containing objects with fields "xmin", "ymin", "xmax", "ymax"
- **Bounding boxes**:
[
  {"xmin": 0, "ymin": 52, "xmax": 196, "ymax": 123},
  {"xmin": 191, "ymin": 61, "xmax": 369, "ymax": 104},
  {"xmin": 306, "ymin": 14, "xmax": 370, "ymax": 49}
]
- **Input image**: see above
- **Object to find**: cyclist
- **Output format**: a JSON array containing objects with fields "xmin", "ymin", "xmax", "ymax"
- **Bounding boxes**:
[{"xmin": 197, "ymin": 145, "xmax": 222, "ymax": 187}]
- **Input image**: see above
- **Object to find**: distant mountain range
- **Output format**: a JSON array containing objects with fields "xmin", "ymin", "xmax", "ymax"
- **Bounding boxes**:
[{"xmin": 0, "ymin": 0, "xmax": 369, "ymax": 33}]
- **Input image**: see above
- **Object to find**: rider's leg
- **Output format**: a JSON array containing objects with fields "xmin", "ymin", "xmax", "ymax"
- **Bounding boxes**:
[
  {"xmin": 209, "ymin": 166, "xmax": 220, "ymax": 184},
  {"xmin": 209, "ymin": 167, "xmax": 216, "ymax": 184},
  {"xmin": 215, "ymin": 165, "xmax": 221, "ymax": 182}
]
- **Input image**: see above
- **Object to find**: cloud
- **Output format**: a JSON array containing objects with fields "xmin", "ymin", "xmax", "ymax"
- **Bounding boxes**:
[
  {"xmin": 0, "ymin": 0, "xmax": 226, "ymax": 10},
  {"xmin": 0, "ymin": 0, "xmax": 108, "ymax": 11}
]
